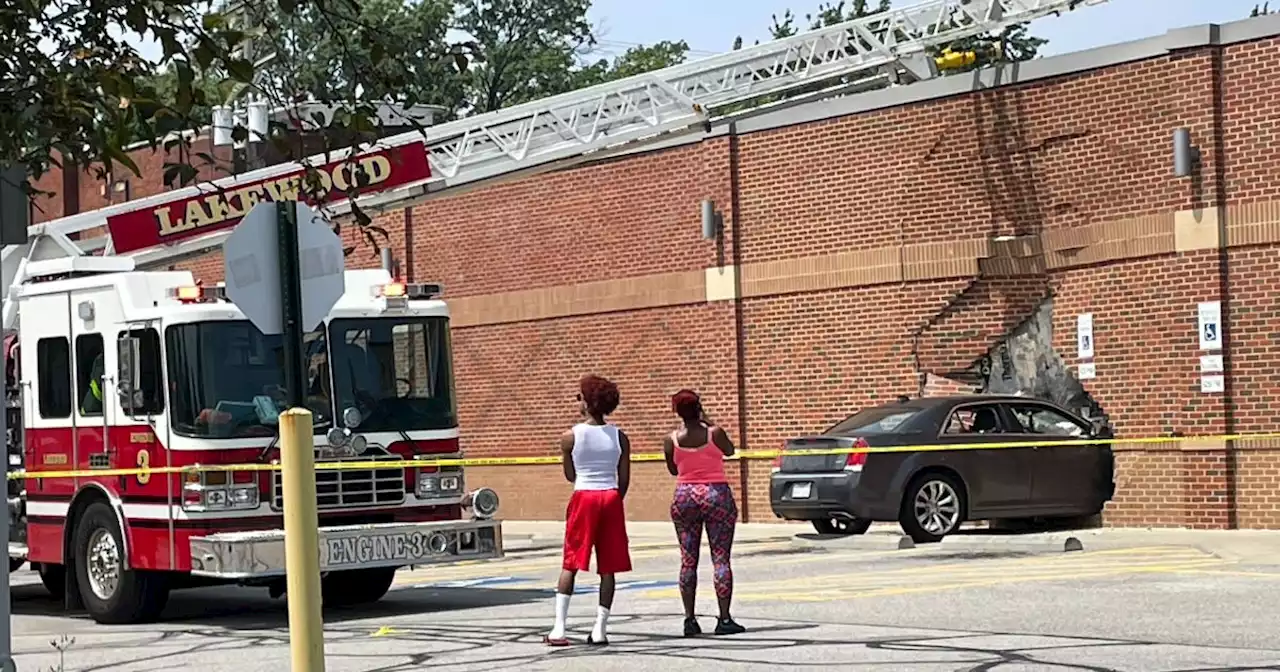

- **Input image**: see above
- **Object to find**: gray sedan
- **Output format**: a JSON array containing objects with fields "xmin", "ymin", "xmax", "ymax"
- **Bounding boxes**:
[{"xmin": 769, "ymin": 395, "xmax": 1115, "ymax": 543}]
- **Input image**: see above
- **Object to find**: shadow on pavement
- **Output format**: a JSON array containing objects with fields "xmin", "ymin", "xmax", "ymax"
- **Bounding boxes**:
[
  {"xmin": 16, "ymin": 605, "xmax": 1280, "ymax": 672},
  {"xmin": 9, "ymin": 582, "xmax": 548, "ymax": 629}
]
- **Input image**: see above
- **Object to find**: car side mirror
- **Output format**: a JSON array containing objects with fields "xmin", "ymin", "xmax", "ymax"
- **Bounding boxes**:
[{"xmin": 1089, "ymin": 417, "xmax": 1113, "ymax": 439}]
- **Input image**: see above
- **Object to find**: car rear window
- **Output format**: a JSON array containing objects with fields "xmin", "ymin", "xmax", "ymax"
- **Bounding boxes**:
[{"xmin": 826, "ymin": 407, "xmax": 922, "ymax": 435}]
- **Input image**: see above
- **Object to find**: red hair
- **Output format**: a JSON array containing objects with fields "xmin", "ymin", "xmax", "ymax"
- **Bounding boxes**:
[
  {"xmin": 671, "ymin": 389, "xmax": 702, "ymax": 422},
  {"xmin": 580, "ymin": 375, "xmax": 620, "ymax": 417}
]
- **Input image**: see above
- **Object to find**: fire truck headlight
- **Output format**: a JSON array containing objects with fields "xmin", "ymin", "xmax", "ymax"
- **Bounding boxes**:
[
  {"xmin": 229, "ymin": 486, "xmax": 259, "ymax": 507},
  {"xmin": 416, "ymin": 471, "xmax": 462, "ymax": 498}
]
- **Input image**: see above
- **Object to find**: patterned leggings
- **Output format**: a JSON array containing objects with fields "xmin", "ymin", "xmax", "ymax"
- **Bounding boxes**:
[{"xmin": 670, "ymin": 483, "xmax": 738, "ymax": 599}]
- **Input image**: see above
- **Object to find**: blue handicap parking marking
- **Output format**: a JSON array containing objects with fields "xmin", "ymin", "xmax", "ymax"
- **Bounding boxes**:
[{"xmin": 407, "ymin": 576, "xmax": 535, "ymax": 589}]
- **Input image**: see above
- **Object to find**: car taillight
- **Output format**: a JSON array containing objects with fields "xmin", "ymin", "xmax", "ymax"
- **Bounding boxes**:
[{"xmin": 845, "ymin": 437, "xmax": 869, "ymax": 469}]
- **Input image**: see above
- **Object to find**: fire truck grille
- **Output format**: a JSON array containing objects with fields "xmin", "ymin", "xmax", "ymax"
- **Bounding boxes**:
[{"xmin": 271, "ymin": 455, "xmax": 406, "ymax": 510}]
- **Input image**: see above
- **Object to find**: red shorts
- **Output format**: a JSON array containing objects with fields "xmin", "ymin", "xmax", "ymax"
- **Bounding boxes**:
[{"xmin": 562, "ymin": 488, "xmax": 632, "ymax": 575}]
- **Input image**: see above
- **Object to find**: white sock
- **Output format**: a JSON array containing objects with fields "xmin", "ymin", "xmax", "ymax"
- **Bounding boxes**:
[
  {"xmin": 549, "ymin": 593, "xmax": 571, "ymax": 639},
  {"xmin": 591, "ymin": 605, "xmax": 610, "ymax": 641}
]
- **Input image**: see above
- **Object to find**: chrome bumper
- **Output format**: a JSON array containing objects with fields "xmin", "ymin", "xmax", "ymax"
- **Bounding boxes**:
[{"xmin": 188, "ymin": 519, "xmax": 504, "ymax": 579}]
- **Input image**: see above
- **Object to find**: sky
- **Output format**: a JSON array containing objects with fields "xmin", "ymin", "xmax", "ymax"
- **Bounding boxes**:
[
  {"xmin": 120, "ymin": 0, "xmax": 1268, "ymax": 70},
  {"xmin": 584, "ymin": 0, "xmax": 1268, "ymax": 61}
]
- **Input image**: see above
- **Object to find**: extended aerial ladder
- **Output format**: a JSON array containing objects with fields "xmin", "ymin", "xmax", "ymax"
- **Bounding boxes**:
[{"xmin": 1, "ymin": 0, "xmax": 1107, "ymax": 330}]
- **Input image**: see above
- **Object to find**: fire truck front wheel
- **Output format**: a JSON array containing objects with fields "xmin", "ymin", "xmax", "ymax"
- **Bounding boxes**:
[
  {"xmin": 72, "ymin": 502, "xmax": 170, "ymax": 624},
  {"xmin": 321, "ymin": 567, "xmax": 397, "ymax": 608}
]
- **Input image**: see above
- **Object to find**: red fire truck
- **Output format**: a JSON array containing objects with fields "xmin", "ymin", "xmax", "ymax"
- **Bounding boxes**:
[{"xmin": 5, "ymin": 256, "xmax": 502, "ymax": 624}]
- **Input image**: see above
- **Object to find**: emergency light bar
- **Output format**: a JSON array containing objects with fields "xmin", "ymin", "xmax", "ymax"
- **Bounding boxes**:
[
  {"xmin": 169, "ymin": 284, "xmax": 228, "ymax": 303},
  {"xmin": 373, "ymin": 282, "xmax": 442, "ymax": 300}
]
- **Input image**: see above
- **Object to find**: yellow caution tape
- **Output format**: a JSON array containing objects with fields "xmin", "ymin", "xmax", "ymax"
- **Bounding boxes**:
[{"xmin": 7, "ymin": 430, "xmax": 1280, "ymax": 482}]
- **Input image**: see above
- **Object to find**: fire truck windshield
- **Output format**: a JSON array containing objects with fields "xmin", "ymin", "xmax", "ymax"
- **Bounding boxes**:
[
  {"xmin": 165, "ymin": 321, "xmax": 333, "ymax": 438},
  {"xmin": 327, "ymin": 316, "xmax": 457, "ymax": 433}
]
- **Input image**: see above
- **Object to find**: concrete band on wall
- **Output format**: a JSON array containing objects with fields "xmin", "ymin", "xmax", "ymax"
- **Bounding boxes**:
[{"xmin": 151, "ymin": 13, "xmax": 1280, "ymax": 530}]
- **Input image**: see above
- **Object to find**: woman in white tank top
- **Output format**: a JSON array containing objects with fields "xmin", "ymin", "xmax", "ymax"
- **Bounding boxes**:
[{"xmin": 544, "ymin": 374, "xmax": 632, "ymax": 647}]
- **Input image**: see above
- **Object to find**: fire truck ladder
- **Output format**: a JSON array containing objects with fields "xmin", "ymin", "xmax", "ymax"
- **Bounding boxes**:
[{"xmin": 2, "ymin": 0, "xmax": 1107, "ymax": 330}]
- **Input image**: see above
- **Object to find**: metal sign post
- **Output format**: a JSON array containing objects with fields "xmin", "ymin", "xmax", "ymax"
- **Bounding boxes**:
[
  {"xmin": 222, "ymin": 200, "xmax": 344, "ymax": 672},
  {"xmin": 0, "ymin": 163, "xmax": 28, "ymax": 672}
]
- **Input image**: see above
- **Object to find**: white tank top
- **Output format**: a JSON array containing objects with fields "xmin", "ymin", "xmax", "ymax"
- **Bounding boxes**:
[{"xmin": 571, "ymin": 423, "xmax": 621, "ymax": 491}]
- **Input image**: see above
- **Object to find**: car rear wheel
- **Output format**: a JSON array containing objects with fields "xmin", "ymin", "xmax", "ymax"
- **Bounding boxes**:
[
  {"xmin": 811, "ymin": 518, "xmax": 872, "ymax": 536},
  {"xmin": 899, "ymin": 473, "xmax": 965, "ymax": 543}
]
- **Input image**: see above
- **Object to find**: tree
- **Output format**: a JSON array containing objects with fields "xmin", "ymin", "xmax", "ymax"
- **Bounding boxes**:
[
  {"xmin": 573, "ymin": 40, "xmax": 690, "ymax": 88},
  {"xmin": 3, "ymin": 0, "xmax": 469, "ymax": 212},
  {"xmin": 239, "ymin": 0, "xmax": 466, "ymax": 111},
  {"xmin": 453, "ymin": 0, "xmax": 596, "ymax": 113}
]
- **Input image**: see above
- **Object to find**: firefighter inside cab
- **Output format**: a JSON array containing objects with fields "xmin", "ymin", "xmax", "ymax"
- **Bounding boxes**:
[{"xmin": 81, "ymin": 352, "xmax": 105, "ymax": 416}]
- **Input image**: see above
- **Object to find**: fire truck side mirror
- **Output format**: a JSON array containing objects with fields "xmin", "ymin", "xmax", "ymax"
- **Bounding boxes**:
[{"xmin": 117, "ymin": 337, "xmax": 143, "ymax": 413}]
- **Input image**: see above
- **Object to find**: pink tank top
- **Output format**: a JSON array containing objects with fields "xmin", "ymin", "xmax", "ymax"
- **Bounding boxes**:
[{"xmin": 671, "ymin": 427, "xmax": 729, "ymax": 485}]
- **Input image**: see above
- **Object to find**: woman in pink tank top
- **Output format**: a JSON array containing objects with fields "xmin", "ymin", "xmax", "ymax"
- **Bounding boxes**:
[{"xmin": 662, "ymin": 389, "xmax": 746, "ymax": 637}]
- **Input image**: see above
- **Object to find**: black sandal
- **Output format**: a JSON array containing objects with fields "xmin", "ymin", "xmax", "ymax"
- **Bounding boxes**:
[{"xmin": 586, "ymin": 634, "xmax": 609, "ymax": 646}]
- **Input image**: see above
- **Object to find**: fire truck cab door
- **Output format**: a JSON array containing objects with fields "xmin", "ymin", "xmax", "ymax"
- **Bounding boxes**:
[{"xmin": 69, "ymin": 288, "xmax": 123, "ymax": 475}]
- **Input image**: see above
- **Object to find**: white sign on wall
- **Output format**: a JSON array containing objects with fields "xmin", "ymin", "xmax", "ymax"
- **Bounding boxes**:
[
  {"xmin": 1198, "ymin": 301, "xmax": 1222, "ymax": 351},
  {"xmin": 1200, "ymin": 375, "xmax": 1225, "ymax": 394},
  {"xmin": 1077, "ymin": 313, "xmax": 1094, "ymax": 359},
  {"xmin": 1200, "ymin": 354, "xmax": 1224, "ymax": 374},
  {"xmin": 1078, "ymin": 362, "xmax": 1097, "ymax": 380}
]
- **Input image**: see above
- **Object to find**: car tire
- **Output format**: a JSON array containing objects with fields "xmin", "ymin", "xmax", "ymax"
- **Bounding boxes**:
[
  {"xmin": 811, "ymin": 518, "xmax": 872, "ymax": 536},
  {"xmin": 321, "ymin": 567, "xmax": 397, "ymax": 608},
  {"xmin": 72, "ymin": 502, "xmax": 170, "ymax": 624},
  {"xmin": 899, "ymin": 472, "xmax": 966, "ymax": 544}
]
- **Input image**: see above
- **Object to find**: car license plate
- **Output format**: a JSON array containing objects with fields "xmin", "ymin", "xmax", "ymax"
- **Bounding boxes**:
[{"xmin": 790, "ymin": 482, "xmax": 812, "ymax": 499}]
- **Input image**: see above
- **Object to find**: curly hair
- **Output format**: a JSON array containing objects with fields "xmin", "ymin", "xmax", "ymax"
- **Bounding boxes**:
[
  {"xmin": 580, "ymin": 375, "xmax": 620, "ymax": 417},
  {"xmin": 671, "ymin": 388, "xmax": 702, "ymax": 422}
]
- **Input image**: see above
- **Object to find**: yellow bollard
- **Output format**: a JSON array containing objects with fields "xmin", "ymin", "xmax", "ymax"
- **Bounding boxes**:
[{"xmin": 280, "ymin": 408, "xmax": 326, "ymax": 671}]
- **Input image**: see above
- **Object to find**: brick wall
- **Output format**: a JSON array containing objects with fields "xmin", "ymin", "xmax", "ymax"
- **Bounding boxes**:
[{"xmin": 46, "ymin": 24, "xmax": 1280, "ymax": 529}]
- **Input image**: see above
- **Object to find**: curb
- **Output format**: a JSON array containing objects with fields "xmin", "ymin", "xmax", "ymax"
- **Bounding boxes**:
[
  {"xmin": 936, "ymin": 534, "xmax": 1085, "ymax": 553},
  {"xmin": 790, "ymin": 533, "xmax": 917, "ymax": 552}
]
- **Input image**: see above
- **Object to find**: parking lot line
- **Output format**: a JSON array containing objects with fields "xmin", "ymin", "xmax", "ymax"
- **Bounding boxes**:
[
  {"xmin": 393, "ymin": 539, "xmax": 805, "ymax": 585},
  {"xmin": 392, "ymin": 543, "xmax": 1228, "ymax": 597},
  {"xmin": 636, "ymin": 547, "xmax": 1227, "ymax": 602}
]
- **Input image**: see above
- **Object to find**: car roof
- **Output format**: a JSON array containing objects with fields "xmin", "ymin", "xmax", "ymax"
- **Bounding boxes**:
[{"xmin": 882, "ymin": 394, "xmax": 1064, "ymax": 410}]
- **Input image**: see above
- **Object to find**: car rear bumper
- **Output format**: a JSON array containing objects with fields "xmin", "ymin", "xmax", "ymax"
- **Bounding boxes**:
[
  {"xmin": 188, "ymin": 519, "xmax": 503, "ymax": 579},
  {"xmin": 770, "ymin": 470, "xmax": 871, "ymax": 520}
]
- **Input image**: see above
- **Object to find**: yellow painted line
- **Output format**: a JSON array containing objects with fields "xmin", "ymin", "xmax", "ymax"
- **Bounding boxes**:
[
  {"xmin": 668, "ymin": 557, "xmax": 1225, "ymax": 595},
  {"xmin": 642, "ymin": 558, "xmax": 1230, "ymax": 602},
  {"xmin": 392, "ymin": 540, "xmax": 806, "ymax": 585},
  {"xmin": 390, "ymin": 543, "xmax": 1216, "ymax": 588},
  {"xmin": 1165, "ymin": 568, "xmax": 1280, "ymax": 579}
]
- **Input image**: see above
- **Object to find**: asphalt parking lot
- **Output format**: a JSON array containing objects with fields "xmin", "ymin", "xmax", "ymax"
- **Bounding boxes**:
[{"xmin": 10, "ymin": 528, "xmax": 1280, "ymax": 671}]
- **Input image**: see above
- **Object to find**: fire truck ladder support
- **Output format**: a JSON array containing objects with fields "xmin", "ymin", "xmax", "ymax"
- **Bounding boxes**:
[{"xmin": 1, "ymin": 0, "xmax": 1107, "ymax": 331}]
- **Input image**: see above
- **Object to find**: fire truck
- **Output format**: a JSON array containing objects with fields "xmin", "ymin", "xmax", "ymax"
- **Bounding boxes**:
[
  {"xmin": 1, "ymin": 0, "xmax": 1103, "ymax": 624},
  {"xmin": 5, "ymin": 255, "xmax": 503, "ymax": 624}
]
